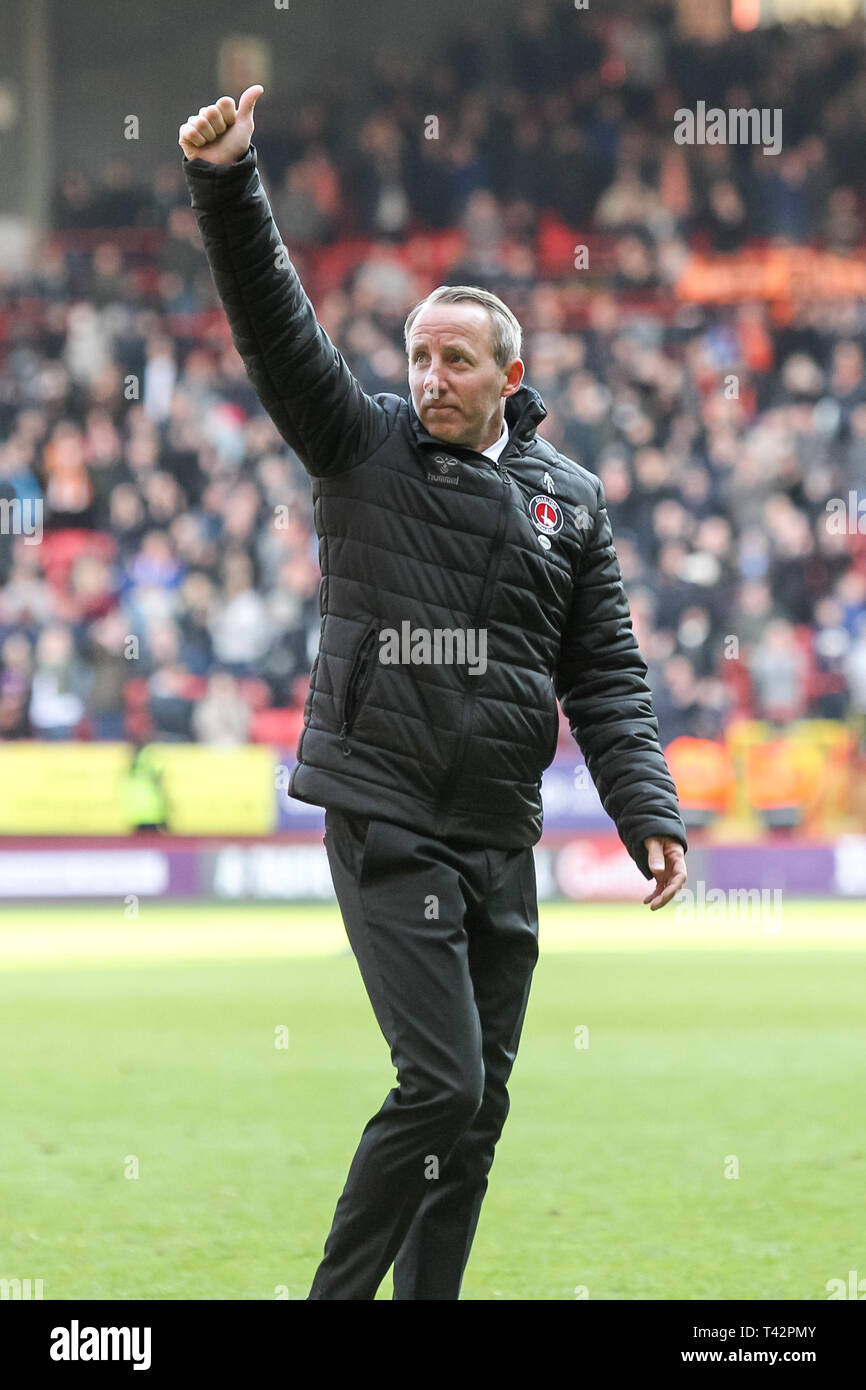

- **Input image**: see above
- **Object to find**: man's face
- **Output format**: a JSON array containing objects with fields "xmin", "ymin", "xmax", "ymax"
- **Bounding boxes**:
[{"xmin": 408, "ymin": 302, "xmax": 523, "ymax": 451}]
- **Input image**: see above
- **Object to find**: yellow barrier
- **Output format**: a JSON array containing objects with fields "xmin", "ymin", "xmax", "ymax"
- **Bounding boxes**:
[{"xmin": 0, "ymin": 743, "xmax": 275, "ymax": 835}]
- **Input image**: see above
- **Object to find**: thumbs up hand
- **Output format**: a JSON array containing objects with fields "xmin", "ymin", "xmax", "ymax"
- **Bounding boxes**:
[{"xmin": 178, "ymin": 85, "xmax": 264, "ymax": 165}]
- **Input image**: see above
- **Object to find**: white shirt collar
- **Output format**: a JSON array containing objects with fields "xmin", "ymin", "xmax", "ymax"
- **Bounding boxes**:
[{"xmin": 481, "ymin": 416, "xmax": 509, "ymax": 463}]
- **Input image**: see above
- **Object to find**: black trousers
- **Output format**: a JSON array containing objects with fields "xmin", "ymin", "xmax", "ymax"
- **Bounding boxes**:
[{"xmin": 306, "ymin": 808, "xmax": 539, "ymax": 1300}]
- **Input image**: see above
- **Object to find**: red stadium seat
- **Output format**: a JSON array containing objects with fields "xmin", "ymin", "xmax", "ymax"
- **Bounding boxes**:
[
  {"xmin": 123, "ymin": 678, "xmax": 152, "ymax": 740},
  {"xmin": 39, "ymin": 529, "xmax": 117, "ymax": 591},
  {"xmin": 238, "ymin": 678, "xmax": 272, "ymax": 712},
  {"xmin": 124, "ymin": 678, "xmax": 150, "ymax": 711},
  {"xmin": 291, "ymin": 675, "xmax": 311, "ymax": 708},
  {"xmin": 251, "ymin": 707, "xmax": 304, "ymax": 746},
  {"xmin": 178, "ymin": 673, "xmax": 207, "ymax": 700}
]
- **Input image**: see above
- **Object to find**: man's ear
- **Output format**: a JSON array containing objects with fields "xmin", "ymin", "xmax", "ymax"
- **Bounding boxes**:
[{"xmin": 502, "ymin": 358, "xmax": 524, "ymax": 396}]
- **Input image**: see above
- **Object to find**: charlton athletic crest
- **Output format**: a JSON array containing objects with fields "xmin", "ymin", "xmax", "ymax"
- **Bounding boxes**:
[{"xmin": 528, "ymin": 494, "xmax": 563, "ymax": 535}]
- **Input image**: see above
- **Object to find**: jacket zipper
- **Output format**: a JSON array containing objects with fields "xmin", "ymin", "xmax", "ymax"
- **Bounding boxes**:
[
  {"xmin": 435, "ymin": 457, "xmax": 512, "ymax": 824},
  {"xmin": 339, "ymin": 623, "xmax": 379, "ymax": 756}
]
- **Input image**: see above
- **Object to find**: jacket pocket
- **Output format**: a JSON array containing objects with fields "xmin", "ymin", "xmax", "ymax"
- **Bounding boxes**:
[{"xmin": 340, "ymin": 623, "xmax": 379, "ymax": 754}]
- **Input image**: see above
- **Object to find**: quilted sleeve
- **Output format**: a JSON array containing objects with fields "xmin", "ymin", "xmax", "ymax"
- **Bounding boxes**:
[
  {"xmin": 554, "ymin": 477, "xmax": 688, "ymax": 880},
  {"xmin": 182, "ymin": 143, "xmax": 392, "ymax": 478}
]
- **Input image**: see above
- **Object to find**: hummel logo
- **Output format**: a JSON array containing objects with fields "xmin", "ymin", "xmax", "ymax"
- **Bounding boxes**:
[
  {"xmin": 543, "ymin": 471, "xmax": 556, "ymax": 495},
  {"xmin": 427, "ymin": 453, "xmax": 460, "ymax": 487}
]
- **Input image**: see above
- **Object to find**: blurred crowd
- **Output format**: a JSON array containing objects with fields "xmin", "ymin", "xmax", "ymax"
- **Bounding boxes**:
[{"xmin": 2, "ymin": 5, "xmax": 866, "ymax": 748}]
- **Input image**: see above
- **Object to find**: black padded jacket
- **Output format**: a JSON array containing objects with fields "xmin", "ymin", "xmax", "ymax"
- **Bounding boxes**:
[{"xmin": 182, "ymin": 143, "xmax": 688, "ymax": 878}]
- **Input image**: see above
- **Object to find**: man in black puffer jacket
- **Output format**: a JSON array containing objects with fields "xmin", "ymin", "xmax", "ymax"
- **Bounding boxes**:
[{"xmin": 181, "ymin": 87, "xmax": 688, "ymax": 1301}]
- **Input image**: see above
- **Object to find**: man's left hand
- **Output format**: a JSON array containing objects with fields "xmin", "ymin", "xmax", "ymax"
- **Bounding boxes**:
[{"xmin": 642, "ymin": 837, "xmax": 687, "ymax": 911}]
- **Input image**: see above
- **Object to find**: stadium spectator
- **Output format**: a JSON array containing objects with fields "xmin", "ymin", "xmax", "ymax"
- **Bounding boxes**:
[
  {"xmin": 84, "ymin": 608, "xmax": 129, "ymax": 740},
  {"xmin": 0, "ymin": 631, "xmax": 33, "ymax": 738},
  {"xmin": 208, "ymin": 553, "xmax": 273, "ymax": 674},
  {"xmin": 28, "ymin": 624, "xmax": 88, "ymax": 739},
  {"xmin": 191, "ymin": 670, "xmax": 252, "ymax": 745},
  {"xmin": 746, "ymin": 619, "xmax": 811, "ymax": 724}
]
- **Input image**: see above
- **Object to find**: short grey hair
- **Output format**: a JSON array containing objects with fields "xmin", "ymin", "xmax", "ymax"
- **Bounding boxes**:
[{"xmin": 403, "ymin": 285, "xmax": 522, "ymax": 371}]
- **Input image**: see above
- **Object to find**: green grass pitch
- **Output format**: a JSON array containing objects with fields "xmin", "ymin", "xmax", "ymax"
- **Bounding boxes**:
[{"xmin": 1, "ymin": 898, "xmax": 864, "ymax": 1300}]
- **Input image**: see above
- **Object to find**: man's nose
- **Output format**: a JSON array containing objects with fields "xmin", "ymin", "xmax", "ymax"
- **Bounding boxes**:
[{"xmin": 423, "ymin": 366, "xmax": 445, "ymax": 399}]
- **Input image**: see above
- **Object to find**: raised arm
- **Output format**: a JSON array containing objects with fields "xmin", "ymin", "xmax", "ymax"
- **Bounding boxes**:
[{"xmin": 179, "ymin": 89, "xmax": 391, "ymax": 478}]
